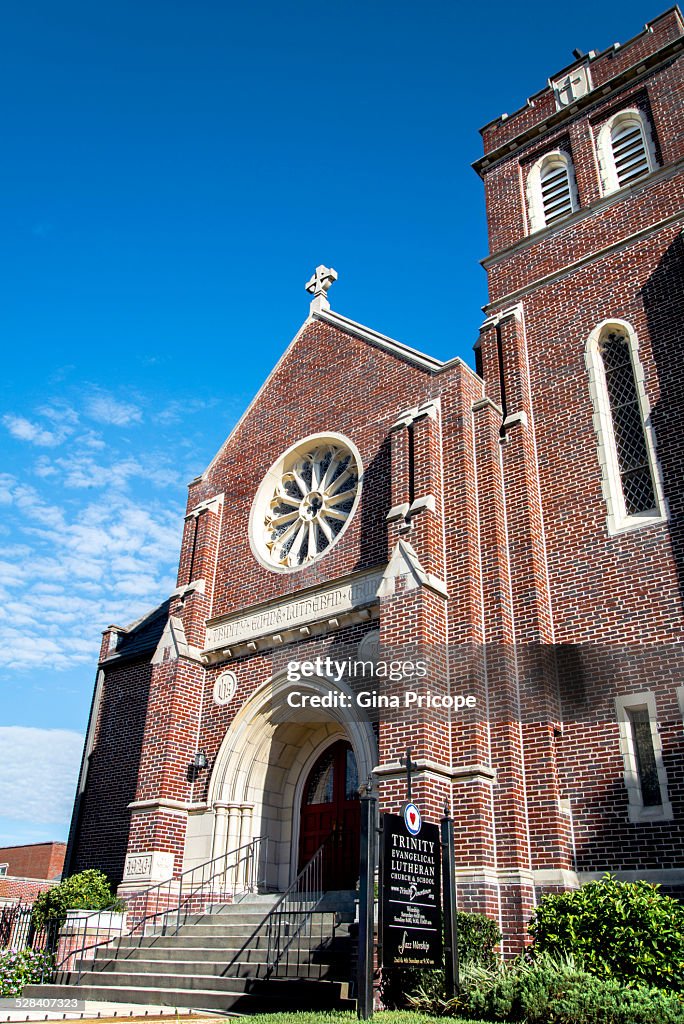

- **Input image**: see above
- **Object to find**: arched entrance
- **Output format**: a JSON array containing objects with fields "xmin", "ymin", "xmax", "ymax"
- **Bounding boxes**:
[
  {"xmin": 299, "ymin": 739, "xmax": 360, "ymax": 889},
  {"xmin": 186, "ymin": 672, "xmax": 376, "ymax": 893}
]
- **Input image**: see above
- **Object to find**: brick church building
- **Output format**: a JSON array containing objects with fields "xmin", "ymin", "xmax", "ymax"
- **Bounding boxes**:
[{"xmin": 66, "ymin": 8, "xmax": 684, "ymax": 953}]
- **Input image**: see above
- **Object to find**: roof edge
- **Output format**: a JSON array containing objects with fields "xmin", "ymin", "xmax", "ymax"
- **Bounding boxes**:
[
  {"xmin": 313, "ymin": 308, "xmax": 445, "ymax": 372},
  {"xmin": 194, "ymin": 305, "xmax": 479, "ymax": 487}
]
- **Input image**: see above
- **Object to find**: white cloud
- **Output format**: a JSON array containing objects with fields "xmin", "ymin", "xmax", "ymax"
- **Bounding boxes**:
[
  {"xmin": 0, "ymin": 727, "xmax": 83, "ymax": 826},
  {"xmin": 3, "ymin": 415, "xmax": 68, "ymax": 447},
  {"xmin": 86, "ymin": 394, "xmax": 142, "ymax": 426},
  {"xmin": 38, "ymin": 403, "xmax": 79, "ymax": 427},
  {"xmin": 0, "ymin": 473, "xmax": 182, "ymax": 671},
  {"xmin": 0, "ymin": 386, "xmax": 192, "ymax": 679},
  {"xmin": 77, "ymin": 431, "xmax": 106, "ymax": 450},
  {"xmin": 155, "ymin": 397, "xmax": 219, "ymax": 425}
]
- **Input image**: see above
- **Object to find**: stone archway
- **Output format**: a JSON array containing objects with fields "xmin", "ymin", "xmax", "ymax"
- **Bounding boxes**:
[{"xmin": 196, "ymin": 671, "xmax": 376, "ymax": 892}]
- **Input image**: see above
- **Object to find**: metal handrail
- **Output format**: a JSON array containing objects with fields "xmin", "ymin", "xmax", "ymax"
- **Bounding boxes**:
[
  {"xmin": 51, "ymin": 835, "xmax": 268, "ymax": 982},
  {"xmin": 264, "ymin": 833, "xmax": 334, "ymax": 977}
]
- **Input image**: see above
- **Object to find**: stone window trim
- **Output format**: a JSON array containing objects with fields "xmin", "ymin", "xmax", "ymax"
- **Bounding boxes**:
[
  {"xmin": 526, "ymin": 149, "xmax": 579, "ymax": 234},
  {"xmin": 614, "ymin": 692, "xmax": 673, "ymax": 823},
  {"xmin": 585, "ymin": 318, "xmax": 667, "ymax": 536},
  {"xmin": 596, "ymin": 107, "xmax": 658, "ymax": 196},
  {"xmin": 249, "ymin": 432, "xmax": 363, "ymax": 574},
  {"xmin": 677, "ymin": 687, "xmax": 684, "ymax": 732}
]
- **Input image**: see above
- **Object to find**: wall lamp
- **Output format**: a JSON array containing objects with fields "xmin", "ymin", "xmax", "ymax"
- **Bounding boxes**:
[{"xmin": 192, "ymin": 750, "xmax": 209, "ymax": 771}]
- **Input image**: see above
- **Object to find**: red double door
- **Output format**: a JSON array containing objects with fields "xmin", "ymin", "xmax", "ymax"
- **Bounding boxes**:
[{"xmin": 298, "ymin": 740, "xmax": 361, "ymax": 890}]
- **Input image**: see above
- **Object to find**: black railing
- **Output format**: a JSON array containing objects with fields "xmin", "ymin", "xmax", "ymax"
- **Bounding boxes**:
[
  {"xmin": 0, "ymin": 901, "xmax": 59, "ymax": 955},
  {"xmin": 49, "ymin": 836, "xmax": 268, "ymax": 984},
  {"xmin": 263, "ymin": 835, "xmax": 337, "ymax": 978}
]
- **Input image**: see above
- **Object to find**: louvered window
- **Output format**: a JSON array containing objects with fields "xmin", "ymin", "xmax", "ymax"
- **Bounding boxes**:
[
  {"xmin": 611, "ymin": 116, "xmax": 651, "ymax": 186},
  {"xmin": 599, "ymin": 330, "xmax": 656, "ymax": 515},
  {"xmin": 540, "ymin": 157, "xmax": 574, "ymax": 225}
]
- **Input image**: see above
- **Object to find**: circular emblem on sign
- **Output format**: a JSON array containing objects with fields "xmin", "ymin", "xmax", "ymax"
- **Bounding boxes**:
[
  {"xmin": 213, "ymin": 670, "xmax": 237, "ymax": 707},
  {"xmin": 404, "ymin": 802, "xmax": 422, "ymax": 836},
  {"xmin": 250, "ymin": 433, "xmax": 362, "ymax": 573}
]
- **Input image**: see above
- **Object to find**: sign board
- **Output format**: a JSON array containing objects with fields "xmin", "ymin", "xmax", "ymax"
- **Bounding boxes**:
[{"xmin": 381, "ymin": 811, "xmax": 442, "ymax": 967}]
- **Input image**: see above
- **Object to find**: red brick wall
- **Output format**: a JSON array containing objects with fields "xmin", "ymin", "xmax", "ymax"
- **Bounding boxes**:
[
  {"xmin": 0, "ymin": 843, "xmax": 65, "ymax": 881},
  {"xmin": 0, "ymin": 876, "xmax": 58, "ymax": 903},
  {"xmin": 69, "ymin": 661, "xmax": 153, "ymax": 885}
]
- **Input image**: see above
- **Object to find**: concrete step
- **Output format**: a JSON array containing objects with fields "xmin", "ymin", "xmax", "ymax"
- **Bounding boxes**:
[
  {"xmin": 110, "ymin": 924, "xmax": 346, "ymax": 951},
  {"xmin": 162, "ymin": 922, "xmax": 277, "ymax": 937},
  {"xmin": 80, "ymin": 957, "xmax": 342, "ymax": 981},
  {"xmin": 152, "ymin": 912, "xmax": 353, "ymax": 937},
  {"xmin": 111, "ymin": 933, "xmax": 271, "ymax": 949},
  {"xmin": 59, "ymin": 969, "xmax": 345, "ymax": 994},
  {"xmin": 22, "ymin": 980, "xmax": 355, "ymax": 1012},
  {"xmin": 87, "ymin": 935, "xmax": 351, "ymax": 966},
  {"xmin": 37, "ymin": 892, "xmax": 356, "ymax": 1012},
  {"xmin": 163, "ymin": 910, "xmax": 273, "ymax": 928}
]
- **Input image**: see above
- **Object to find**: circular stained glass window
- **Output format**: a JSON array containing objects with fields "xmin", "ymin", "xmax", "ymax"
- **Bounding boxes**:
[{"xmin": 250, "ymin": 433, "xmax": 362, "ymax": 572}]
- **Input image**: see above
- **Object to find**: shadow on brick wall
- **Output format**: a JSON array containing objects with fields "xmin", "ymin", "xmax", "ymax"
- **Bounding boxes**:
[
  {"xmin": 68, "ymin": 660, "xmax": 153, "ymax": 887},
  {"xmin": 641, "ymin": 232, "xmax": 684, "ymax": 608}
]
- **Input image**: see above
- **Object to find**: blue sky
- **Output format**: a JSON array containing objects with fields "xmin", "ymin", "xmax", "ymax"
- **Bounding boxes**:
[{"xmin": 0, "ymin": 0, "xmax": 664, "ymax": 850}]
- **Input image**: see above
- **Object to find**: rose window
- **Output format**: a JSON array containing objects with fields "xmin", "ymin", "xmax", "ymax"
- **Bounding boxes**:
[{"xmin": 251, "ymin": 436, "xmax": 362, "ymax": 572}]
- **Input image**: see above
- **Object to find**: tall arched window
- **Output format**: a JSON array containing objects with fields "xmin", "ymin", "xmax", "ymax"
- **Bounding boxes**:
[
  {"xmin": 586, "ymin": 320, "xmax": 665, "ymax": 534},
  {"xmin": 597, "ymin": 109, "xmax": 657, "ymax": 195},
  {"xmin": 527, "ymin": 151, "xmax": 578, "ymax": 233}
]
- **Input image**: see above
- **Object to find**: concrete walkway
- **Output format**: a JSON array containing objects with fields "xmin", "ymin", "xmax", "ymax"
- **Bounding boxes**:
[{"xmin": 0, "ymin": 1004, "xmax": 231, "ymax": 1023}]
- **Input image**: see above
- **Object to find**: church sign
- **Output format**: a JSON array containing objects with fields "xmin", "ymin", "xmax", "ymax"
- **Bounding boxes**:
[{"xmin": 381, "ymin": 811, "xmax": 442, "ymax": 968}]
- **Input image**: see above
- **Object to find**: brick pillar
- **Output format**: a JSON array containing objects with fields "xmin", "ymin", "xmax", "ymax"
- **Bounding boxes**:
[
  {"xmin": 120, "ymin": 655, "xmax": 206, "ymax": 892},
  {"xmin": 177, "ymin": 494, "xmax": 224, "ymax": 649},
  {"xmin": 472, "ymin": 393, "xmax": 535, "ymax": 953},
  {"xmin": 376, "ymin": 575, "xmax": 450, "ymax": 834},
  {"xmin": 497, "ymin": 309, "xmax": 573, "ymax": 883},
  {"xmin": 409, "ymin": 402, "xmax": 446, "ymax": 581},
  {"xmin": 387, "ymin": 415, "xmax": 411, "ymax": 541}
]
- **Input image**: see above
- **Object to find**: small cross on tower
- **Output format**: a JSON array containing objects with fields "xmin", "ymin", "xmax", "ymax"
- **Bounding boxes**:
[
  {"xmin": 305, "ymin": 265, "xmax": 338, "ymax": 312},
  {"xmin": 400, "ymin": 747, "xmax": 419, "ymax": 804},
  {"xmin": 554, "ymin": 65, "xmax": 590, "ymax": 109}
]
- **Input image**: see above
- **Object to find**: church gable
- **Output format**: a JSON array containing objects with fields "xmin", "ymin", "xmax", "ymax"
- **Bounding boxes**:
[{"xmin": 184, "ymin": 303, "xmax": 467, "ymax": 622}]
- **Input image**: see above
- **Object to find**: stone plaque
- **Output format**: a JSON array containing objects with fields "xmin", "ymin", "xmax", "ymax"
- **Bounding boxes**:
[
  {"xmin": 122, "ymin": 850, "xmax": 175, "ymax": 884},
  {"xmin": 204, "ymin": 568, "xmax": 383, "ymax": 652}
]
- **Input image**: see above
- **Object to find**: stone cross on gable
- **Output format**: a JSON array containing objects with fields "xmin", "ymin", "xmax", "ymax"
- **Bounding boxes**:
[{"xmin": 305, "ymin": 265, "xmax": 338, "ymax": 312}]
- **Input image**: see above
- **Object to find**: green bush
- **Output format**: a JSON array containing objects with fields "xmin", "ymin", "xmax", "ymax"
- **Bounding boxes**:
[
  {"xmin": 31, "ymin": 869, "xmax": 123, "ymax": 930},
  {"xmin": 456, "ymin": 912, "xmax": 501, "ymax": 969},
  {"xmin": 454, "ymin": 955, "xmax": 684, "ymax": 1023},
  {"xmin": 0, "ymin": 948, "xmax": 55, "ymax": 996},
  {"xmin": 380, "ymin": 911, "xmax": 502, "ymax": 1009},
  {"xmin": 528, "ymin": 874, "xmax": 684, "ymax": 990}
]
